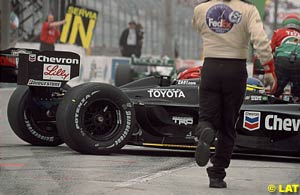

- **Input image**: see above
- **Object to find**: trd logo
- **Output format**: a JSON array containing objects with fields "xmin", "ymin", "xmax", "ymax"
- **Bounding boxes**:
[{"xmin": 172, "ymin": 116, "xmax": 193, "ymax": 126}]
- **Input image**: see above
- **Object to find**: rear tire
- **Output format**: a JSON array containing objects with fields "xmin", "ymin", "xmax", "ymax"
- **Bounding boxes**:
[
  {"xmin": 7, "ymin": 86, "xmax": 63, "ymax": 146},
  {"xmin": 115, "ymin": 64, "xmax": 133, "ymax": 87},
  {"xmin": 56, "ymin": 83, "xmax": 135, "ymax": 154}
]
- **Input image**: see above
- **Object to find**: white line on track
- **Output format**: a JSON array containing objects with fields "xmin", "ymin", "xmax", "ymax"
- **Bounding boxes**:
[{"xmin": 115, "ymin": 165, "xmax": 192, "ymax": 188}]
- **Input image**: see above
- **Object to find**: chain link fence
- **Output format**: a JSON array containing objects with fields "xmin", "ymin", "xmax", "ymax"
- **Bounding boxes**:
[{"xmin": 77, "ymin": 0, "xmax": 202, "ymax": 59}]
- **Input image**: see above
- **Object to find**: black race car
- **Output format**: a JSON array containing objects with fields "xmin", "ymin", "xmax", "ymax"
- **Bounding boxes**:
[
  {"xmin": 3, "ymin": 49, "xmax": 300, "ymax": 155},
  {"xmin": 55, "ymin": 74, "xmax": 300, "ymax": 155}
]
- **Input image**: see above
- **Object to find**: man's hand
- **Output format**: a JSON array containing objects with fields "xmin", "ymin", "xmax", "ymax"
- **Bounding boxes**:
[
  {"xmin": 264, "ymin": 72, "xmax": 277, "ymax": 93},
  {"xmin": 263, "ymin": 59, "xmax": 277, "ymax": 93}
]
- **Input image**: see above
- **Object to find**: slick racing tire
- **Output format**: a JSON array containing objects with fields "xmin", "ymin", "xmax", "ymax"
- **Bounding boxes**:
[
  {"xmin": 56, "ymin": 83, "xmax": 135, "ymax": 154},
  {"xmin": 115, "ymin": 64, "xmax": 133, "ymax": 87},
  {"xmin": 7, "ymin": 86, "xmax": 63, "ymax": 146}
]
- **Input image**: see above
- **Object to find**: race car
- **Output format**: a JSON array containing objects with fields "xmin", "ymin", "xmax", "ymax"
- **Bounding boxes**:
[
  {"xmin": 0, "ymin": 48, "xmax": 20, "ymax": 83},
  {"xmin": 54, "ymin": 68, "xmax": 300, "ymax": 155},
  {"xmin": 114, "ymin": 56, "xmax": 176, "ymax": 87},
  {"xmin": 4, "ymin": 49, "xmax": 300, "ymax": 156}
]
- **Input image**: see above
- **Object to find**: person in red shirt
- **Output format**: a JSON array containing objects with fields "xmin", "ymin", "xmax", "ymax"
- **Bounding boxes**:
[
  {"xmin": 40, "ymin": 14, "xmax": 65, "ymax": 51},
  {"xmin": 271, "ymin": 14, "xmax": 300, "ymax": 99}
]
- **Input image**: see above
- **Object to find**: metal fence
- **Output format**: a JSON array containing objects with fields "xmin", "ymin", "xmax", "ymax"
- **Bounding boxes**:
[{"xmin": 76, "ymin": 0, "xmax": 202, "ymax": 59}]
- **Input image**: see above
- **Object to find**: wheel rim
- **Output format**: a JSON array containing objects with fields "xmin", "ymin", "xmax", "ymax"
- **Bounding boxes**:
[
  {"xmin": 24, "ymin": 97, "xmax": 58, "ymax": 136},
  {"xmin": 83, "ymin": 99, "xmax": 121, "ymax": 141}
]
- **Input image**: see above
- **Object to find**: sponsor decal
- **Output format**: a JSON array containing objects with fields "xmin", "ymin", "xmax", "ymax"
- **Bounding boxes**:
[
  {"xmin": 250, "ymin": 96, "xmax": 262, "ymax": 101},
  {"xmin": 148, "ymin": 89, "xmax": 185, "ymax": 98},
  {"xmin": 172, "ymin": 116, "xmax": 193, "ymax": 125},
  {"xmin": 37, "ymin": 55, "xmax": 79, "ymax": 65},
  {"xmin": 60, "ymin": 5, "xmax": 98, "ymax": 48},
  {"xmin": 27, "ymin": 79, "xmax": 61, "ymax": 87},
  {"xmin": 75, "ymin": 94, "xmax": 92, "ymax": 132},
  {"xmin": 24, "ymin": 112, "xmax": 54, "ymax": 142},
  {"xmin": 206, "ymin": 4, "xmax": 242, "ymax": 33},
  {"xmin": 245, "ymin": 95, "xmax": 268, "ymax": 101},
  {"xmin": 113, "ymin": 110, "xmax": 132, "ymax": 147},
  {"xmin": 177, "ymin": 80, "xmax": 197, "ymax": 85},
  {"xmin": 43, "ymin": 64, "xmax": 71, "ymax": 81},
  {"xmin": 244, "ymin": 96, "xmax": 250, "ymax": 100},
  {"xmin": 243, "ymin": 111, "xmax": 261, "ymax": 131},
  {"xmin": 265, "ymin": 115, "xmax": 300, "ymax": 132},
  {"xmin": 28, "ymin": 54, "xmax": 36, "ymax": 62},
  {"xmin": 185, "ymin": 131, "xmax": 195, "ymax": 140}
]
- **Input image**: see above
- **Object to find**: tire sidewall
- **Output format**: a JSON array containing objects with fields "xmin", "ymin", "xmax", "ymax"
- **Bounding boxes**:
[
  {"xmin": 7, "ymin": 86, "xmax": 63, "ymax": 146},
  {"xmin": 115, "ymin": 64, "xmax": 132, "ymax": 87},
  {"xmin": 59, "ymin": 83, "xmax": 135, "ymax": 153}
]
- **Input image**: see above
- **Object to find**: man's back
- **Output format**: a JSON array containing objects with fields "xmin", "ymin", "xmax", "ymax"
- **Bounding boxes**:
[{"xmin": 193, "ymin": 0, "xmax": 272, "ymax": 64}]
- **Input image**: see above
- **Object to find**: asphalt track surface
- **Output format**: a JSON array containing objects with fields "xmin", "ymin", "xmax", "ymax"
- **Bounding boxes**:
[{"xmin": 0, "ymin": 88, "xmax": 300, "ymax": 195}]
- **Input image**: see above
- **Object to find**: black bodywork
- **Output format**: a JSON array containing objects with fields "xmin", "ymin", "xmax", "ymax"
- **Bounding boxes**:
[
  {"xmin": 0, "ymin": 48, "xmax": 80, "ymax": 86},
  {"xmin": 120, "ymin": 76, "xmax": 300, "ymax": 154},
  {"xmin": 2, "ymin": 48, "xmax": 299, "ymax": 154}
]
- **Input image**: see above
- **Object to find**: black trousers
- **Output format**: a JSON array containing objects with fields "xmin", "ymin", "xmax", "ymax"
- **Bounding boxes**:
[
  {"xmin": 40, "ymin": 42, "xmax": 55, "ymax": 51},
  {"xmin": 121, "ymin": 45, "xmax": 139, "ymax": 57},
  {"xmin": 197, "ymin": 58, "xmax": 247, "ymax": 179},
  {"xmin": 274, "ymin": 57, "xmax": 300, "ymax": 98}
]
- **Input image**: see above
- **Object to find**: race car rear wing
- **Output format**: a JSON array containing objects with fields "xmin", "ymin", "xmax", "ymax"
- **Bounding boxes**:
[
  {"xmin": 0, "ymin": 48, "xmax": 37, "ymax": 83},
  {"xmin": 0, "ymin": 48, "xmax": 80, "ymax": 88}
]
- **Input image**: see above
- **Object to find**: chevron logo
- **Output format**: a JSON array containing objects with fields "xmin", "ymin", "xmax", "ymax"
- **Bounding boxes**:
[{"xmin": 243, "ymin": 111, "xmax": 261, "ymax": 131}]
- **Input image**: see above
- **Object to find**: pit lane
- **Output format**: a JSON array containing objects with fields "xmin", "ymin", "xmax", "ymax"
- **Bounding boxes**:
[{"xmin": 0, "ymin": 88, "xmax": 300, "ymax": 195}]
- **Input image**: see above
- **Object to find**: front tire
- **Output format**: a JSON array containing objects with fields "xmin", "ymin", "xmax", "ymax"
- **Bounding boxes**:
[{"xmin": 56, "ymin": 83, "xmax": 135, "ymax": 154}]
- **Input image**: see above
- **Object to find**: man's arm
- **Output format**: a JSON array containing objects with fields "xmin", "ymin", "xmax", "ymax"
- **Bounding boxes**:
[
  {"xmin": 270, "ymin": 30, "xmax": 279, "ymax": 53},
  {"xmin": 247, "ymin": 5, "xmax": 273, "ymax": 64},
  {"xmin": 49, "ymin": 20, "xmax": 65, "ymax": 28},
  {"xmin": 192, "ymin": 6, "xmax": 203, "ymax": 34},
  {"xmin": 247, "ymin": 5, "xmax": 277, "ymax": 92}
]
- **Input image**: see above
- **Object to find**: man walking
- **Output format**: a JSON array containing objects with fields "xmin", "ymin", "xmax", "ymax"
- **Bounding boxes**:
[{"xmin": 192, "ymin": 0, "xmax": 276, "ymax": 188}]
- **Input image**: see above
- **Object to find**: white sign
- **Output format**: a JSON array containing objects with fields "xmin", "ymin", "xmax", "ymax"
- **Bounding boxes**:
[{"xmin": 43, "ymin": 64, "xmax": 71, "ymax": 81}]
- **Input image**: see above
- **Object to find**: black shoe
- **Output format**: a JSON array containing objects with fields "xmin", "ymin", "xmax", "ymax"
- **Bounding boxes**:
[
  {"xmin": 209, "ymin": 178, "xmax": 227, "ymax": 188},
  {"xmin": 195, "ymin": 127, "xmax": 215, "ymax": 167}
]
